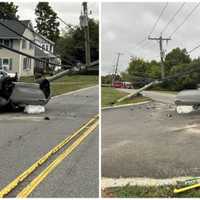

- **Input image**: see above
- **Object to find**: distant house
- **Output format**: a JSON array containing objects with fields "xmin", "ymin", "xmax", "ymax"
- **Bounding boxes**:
[
  {"xmin": 0, "ymin": 19, "xmax": 35, "ymax": 77},
  {"xmin": 34, "ymin": 33, "xmax": 61, "ymax": 74},
  {"xmin": 0, "ymin": 19, "xmax": 60, "ymax": 78}
]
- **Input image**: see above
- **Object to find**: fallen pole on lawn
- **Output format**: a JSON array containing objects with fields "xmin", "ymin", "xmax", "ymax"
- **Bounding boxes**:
[{"xmin": 117, "ymin": 80, "xmax": 162, "ymax": 103}]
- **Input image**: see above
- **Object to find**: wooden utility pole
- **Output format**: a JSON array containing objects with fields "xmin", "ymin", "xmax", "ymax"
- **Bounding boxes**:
[
  {"xmin": 148, "ymin": 35, "xmax": 171, "ymax": 79},
  {"xmin": 82, "ymin": 2, "xmax": 91, "ymax": 67},
  {"xmin": 112, "ymin": 52, "xmax": 123, "ymax": 84}
]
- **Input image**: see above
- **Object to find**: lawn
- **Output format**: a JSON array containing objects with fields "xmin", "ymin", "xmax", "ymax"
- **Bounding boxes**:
[
  {"xmin": 101, "ymin": 87, "xmax": 150, "ymax": 107},
  {"xmin": 20, "ymin": 75, "xmax": 98, "ymax": 96},
  {"xmin": 50, "ymin": 75, "xmax": 98, "ymax": 96},
  {"xmin": 103, "ymin": 185, "xmax": 200, "ymax": 198}
]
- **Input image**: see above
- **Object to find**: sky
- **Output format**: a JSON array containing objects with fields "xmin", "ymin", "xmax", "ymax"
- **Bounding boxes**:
[
  {"xmin": 101, "ymin": 2, "xmax": 200, "ymax": 75},
  {"xmin": 15, "ymin": 1, "xmax": 98, "ymax": 30}
]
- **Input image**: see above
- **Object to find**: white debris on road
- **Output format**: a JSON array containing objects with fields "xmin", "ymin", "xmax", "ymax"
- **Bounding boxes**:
[
  {"xmin": 176, "ymin": 105, "xmax": 194, "ymax": 114},
  {"xmin": 24, "ymin": 105, "xmax": 45, "ymax": 114}
]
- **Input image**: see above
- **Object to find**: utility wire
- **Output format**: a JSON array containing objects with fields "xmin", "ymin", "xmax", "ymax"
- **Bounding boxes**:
[
  {"xmin": 0, "ymin": 43, "xmax": 72, "ymax": 69},
  {"xmin": 57, "ymin": 16, "xmax": 72, "ymax": 28},
  {"xmin": 188, "ymin": 43, "xmax": 200, "ymax": 53},
  {"xmin": 161, "ymin": 2, "xmax": 185, "ymax": 34},
  {"xmin": 0, "ymin": 20, "xmax": 76, "ymax": 66},
  {"xmin": 0, "ymin": 11, "xmax": 80, "ymax": 64},
  {"xmin": 149, "ymin": 2, "xmax": 168, "ymax": 36},
  {"xmin": 134, "ymin": 3, "xmax": 169, "ymax": 51},
  {"xmin": 0, "ymin": 9, "xmax": 52, "ymax": 46},
  {"xmin": 0, "ymin": 20, "xmax": 55, "ymax": 57},
  {"xmin": 169, "ymin": 2, "xmax": 200, "ymax": 37}
]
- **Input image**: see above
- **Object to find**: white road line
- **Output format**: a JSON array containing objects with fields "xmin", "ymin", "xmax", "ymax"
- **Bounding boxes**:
[
  {"xmin": 52, "ymin": 85, "xmax": 98, "ymax": 99},
  {"xmin": 101, "ymin": 177, "xmax": 195, "ymax": 189},
  {"xmin": 102, "ymin": 101, "xmax": 151, "ymax": 110}
]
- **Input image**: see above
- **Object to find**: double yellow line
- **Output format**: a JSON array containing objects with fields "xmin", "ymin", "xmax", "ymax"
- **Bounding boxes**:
[{"xmin": 0, "ymin": 115, "xmax": 98, "ymax": 198}]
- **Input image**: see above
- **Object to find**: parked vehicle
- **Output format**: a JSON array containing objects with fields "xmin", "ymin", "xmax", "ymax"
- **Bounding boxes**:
[
  {"xmin": 0, "ymin": 70, "xmax": 16, "ymax": 79},
  {"xmin": 112, "ymin": 81, "xmax": 133, "ymax": 89},
  {"xmin": 112, "ymin": 81, "xmax": 124, "ymax": 88}
]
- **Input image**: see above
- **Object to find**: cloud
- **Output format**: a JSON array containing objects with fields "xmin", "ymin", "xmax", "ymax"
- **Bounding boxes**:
[
  {"xmin": 101, "ymin": 2, "xmax": 200, "ymax": 75},
  {"xmin": 15, "ymin": 1, "xmax": 98, "ymax": 29}
]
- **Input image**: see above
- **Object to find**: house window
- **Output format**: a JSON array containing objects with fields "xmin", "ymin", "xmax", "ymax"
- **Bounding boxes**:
[
  {"xmin": 4, "ymin": 40, "xmax": 9, "ymax": 47},
  {"xmin": 22, "ymin": 39, "xmax": 27, "ymax": 49},
  {"xmin": 0, "ymin": 58, "xmax": 12, "ymax": 71},
  {"xmin": 23, "ymin": 57, "xmax": 31, "ymax": 70},
  {"xmin": 29, "ymin": 42, "xmax": 34, "ymax": 50},
  {"xmin": 0, "ymin": 39, "xmax": 13, "ymax": 48}
]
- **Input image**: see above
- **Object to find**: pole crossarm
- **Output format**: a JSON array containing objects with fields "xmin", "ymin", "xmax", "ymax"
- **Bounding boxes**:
[{"xmin": 148, "ymin": 35, "xmax": 171, "ymax": 79}]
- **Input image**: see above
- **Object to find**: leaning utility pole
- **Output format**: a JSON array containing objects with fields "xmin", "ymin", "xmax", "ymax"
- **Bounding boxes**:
[
  {"xmin": 148, "ymin": 35, "xmax": 171, "ymax": 79},
  {"xmin": 80, "ymin": 2, "xmax": 91, "ymax": 68},
  {"xmin": 112, "ymin": 52, "xmax": 123, "ymax": 84}
]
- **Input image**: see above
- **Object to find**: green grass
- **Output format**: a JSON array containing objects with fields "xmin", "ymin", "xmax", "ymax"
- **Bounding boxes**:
[
  {"xmin": 20, "ymin": 76, "xmax": 35, "ymax": 83},
  {"xmin": 101, "ymin": 87, "xmax": 150, "ymax": 107},
  {"xmin": 103, "ymin": 185, "xmax": 200, "ymax": 198},
  {"xmin": 51, "ymin": 75, "xmax": 98, "ymax": 96},
  {"xmin": 20, "ymin": 75, "xmax": 98, "ymax": 96}
]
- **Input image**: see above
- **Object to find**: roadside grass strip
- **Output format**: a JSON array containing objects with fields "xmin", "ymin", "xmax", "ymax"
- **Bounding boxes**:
[
  {"xmin": 0, "ymin": 115, "xmax": 98, "ymax": 198},
  {"xmin": 102, "ymin": 177, "xmax": 200, "ymax": 197}
]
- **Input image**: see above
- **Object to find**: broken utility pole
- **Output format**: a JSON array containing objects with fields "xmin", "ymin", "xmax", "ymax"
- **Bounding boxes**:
[
  {"xmin": 80, "ymin": 2, "xmax": 91, "ymax": 68},
  {"xmin": 112, "ymin": 52, "xmax": 123, "ymax": 84},
  {"xmin": 148, "ymin": 35, "xmax": 171, "ymax": 79}
]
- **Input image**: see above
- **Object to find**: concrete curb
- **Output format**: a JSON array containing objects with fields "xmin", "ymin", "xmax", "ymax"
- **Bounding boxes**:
[
  {"xmin": 101, "ymin": 177, "xmax": 195, "ymax": 189},
  {"xmin": 102, "ymin": 101, "xmax": 151, "ymax": 110},
  {"xmin": 52, "ymin": 85, "xmax": 98, "ymax": 99}
]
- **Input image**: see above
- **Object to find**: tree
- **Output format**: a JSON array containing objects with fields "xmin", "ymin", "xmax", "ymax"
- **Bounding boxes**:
[
  {"xmin": 35, "ymin": 2, "xmax": 60, "ymax": 42},
  {"xmin": 165, "ymin": 48, "xmax": 191, "ymax": 74},
  {"xmin": 55, "ymin": 19, "xmax": 99, "ymax": 65},
  {"xmin": 122, "ymin": 47, "xmax": 198, "ymax": 90},
  {"xmin": 128, "ymin": 58, "xmax": 147, "ymax": 77},
  {"xmin": 0, "ymin": 2, "xmax": 18, "ymax": 19}
]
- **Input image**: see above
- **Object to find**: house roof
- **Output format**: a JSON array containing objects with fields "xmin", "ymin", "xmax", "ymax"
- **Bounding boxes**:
[{"xmin": 0, "ymin": 19, "xmax": 32, "ymax": 39}]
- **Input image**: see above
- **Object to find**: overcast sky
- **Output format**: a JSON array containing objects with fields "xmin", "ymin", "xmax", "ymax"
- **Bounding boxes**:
[
  {"xmin": 15, "ymin": 1, "xmax": 98, "ymax": 30},
  {"xmin": 102, "ymin": 2, "xmax": 200, "ymax": 75}
]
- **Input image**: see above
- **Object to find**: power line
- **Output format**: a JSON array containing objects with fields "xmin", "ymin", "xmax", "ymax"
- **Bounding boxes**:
[
  {"xmin": 0, "ymin": 9, "xmax": 53, "ymax": 46},
  {"xmin": 188, "ymin": 43, "xmax": 200, "ymax": 53},
  {"xmin": 149, "ymin": 2, "xmax": 168, "ymax": 36},
  {"xmin": 0, "ymin": 12, "xmax": 81, "ymax": 64},
  {"xmin": 135, "ymin": 38, "xmax": 147, "ymax": 47},
  {"xmin": 161, "ymin": 2, "xmax": 185, "ymax": 34},
  {"xmin": 0, "ymin": 43, "xmax": 71, "ymax": 69},
  {"xmin": 57, "ymin": 16, "xmax": 72, "ymax": 28},
  {"xmin": 0, "ymin": 19, "xmax": 77, "ymax": 66},
  {"xmin": 0, "ymin": 20, "xmax": 55, "ymax": 56},
  {"xmin": 148, "ymin": 35, "xmax": 171, "ymax": 79},
  {"xmin": 169, "ymin": 2, "xmax": 200, "ymax": 37}
]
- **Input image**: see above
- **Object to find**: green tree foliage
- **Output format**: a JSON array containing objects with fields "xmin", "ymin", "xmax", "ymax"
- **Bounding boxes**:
[
  {"xmin": 123, "ymin": 48, "xmax": 200, "ymax": 91},
  {"xmin": 165, "ymin": 47, "xmax": 191, "ymax": 74},
  {"xmin": 0, "ymin": 2, "xmax": 18, "ymax": 19},
  {"xmin": 55, "ymin": 19, "xmax": 99, "ymax": 65},
  {"xmin": 35, "ymin": 2, "xmax": 60, "ymax": 42}
]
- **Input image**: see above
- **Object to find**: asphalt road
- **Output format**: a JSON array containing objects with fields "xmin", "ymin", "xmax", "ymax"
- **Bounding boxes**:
[
  {"xmin": 119, "ymin": 88, "xmax": 176, "ymax": 104},
  {"xmin": 0, "ymin": 86, "xmax": 99, "ymax": 197},
  {"xmin": 102, "ymin": 91, "xmax": 200, "ymax": 179}
]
